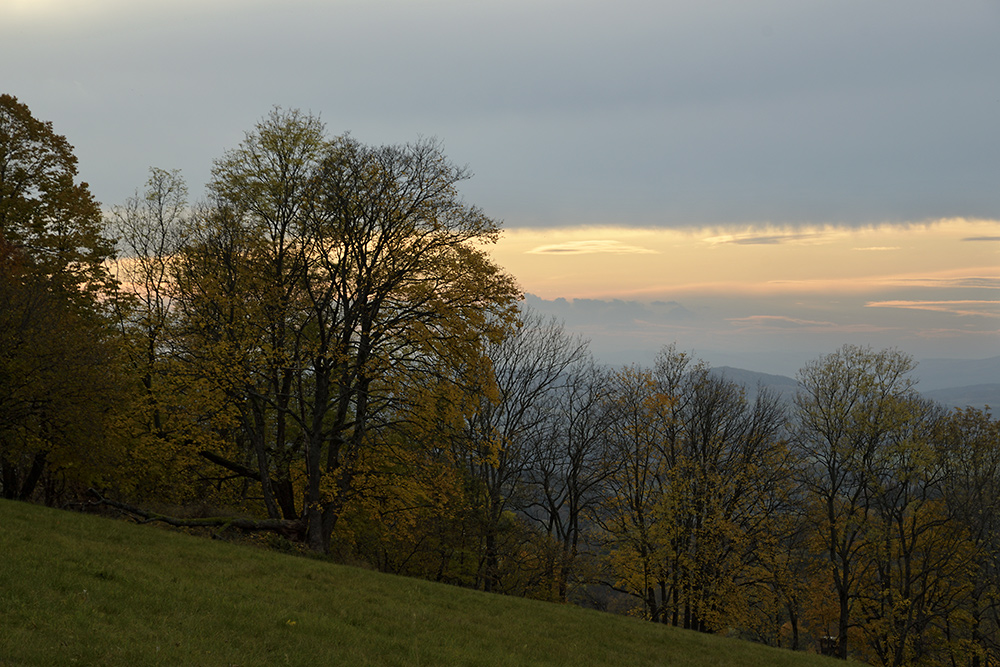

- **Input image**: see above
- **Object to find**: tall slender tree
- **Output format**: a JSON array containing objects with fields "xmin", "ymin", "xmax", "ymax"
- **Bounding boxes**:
[
  {"xmin": 459, "ymin": 309, "xmax": 588, "ymax": 592},
  {"xmin": 793, "ymin": 345, "xmax": 920, "ymax": 660}
]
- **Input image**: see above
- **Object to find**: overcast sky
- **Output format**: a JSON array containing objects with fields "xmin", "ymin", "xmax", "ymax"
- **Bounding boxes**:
[
  {"xmin": 5, "ymin": 0, "xmax": 1000, "ymax": 225},
  {"xmin": 3, "ymin": 0, "xmax": 999, "ymax": 374}
]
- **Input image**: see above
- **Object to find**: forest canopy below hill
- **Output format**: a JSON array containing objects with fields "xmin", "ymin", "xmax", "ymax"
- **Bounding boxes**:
[{"xmin": 2, "ymin": 95, "xmax": 999, "ymax": 666}]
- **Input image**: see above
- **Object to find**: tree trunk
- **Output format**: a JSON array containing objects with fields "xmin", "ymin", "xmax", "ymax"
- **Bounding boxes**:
[
  {"xmin": 246, "ymin": 399, "xmax": 281, "ymax": 520},
  {"xmin": 1, "ymin": 456, "xmax": 17, "ymax": 500},
  {"xmin": 786, "ymin": 602, "xmax": 799, "ymax": 651},
  {"xmin": 18, "ymin": 451, "xmax": 47, "ymax": 501},
  {"xmin": 838, "ymin": 590, "xmax": 850, "ymax": 659},
  {"xmin": 483, "ymin": 530, "xmax": 499, "ymax": 593}
]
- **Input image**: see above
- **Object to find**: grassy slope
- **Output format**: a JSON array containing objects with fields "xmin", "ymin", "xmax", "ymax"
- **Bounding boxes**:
[{"xmin": 0, "ymin": 499, "xmax": 840, "ymax": 666}]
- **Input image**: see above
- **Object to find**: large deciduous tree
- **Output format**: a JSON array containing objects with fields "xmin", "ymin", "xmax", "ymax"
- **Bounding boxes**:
[
  {"xmin": 0, "ymin": 95, "xmax": 124, "ymax": 503},
  {"xmin": 185, "ymin": 109, "xmax": 327, "ymax": 522},
  {"xmin": 301, "ymin": 134, "xmax": 520, "ymax": 553},
  {"xmin": 174, "ymin": 109, "xmax": 520, "ymax": 553}
]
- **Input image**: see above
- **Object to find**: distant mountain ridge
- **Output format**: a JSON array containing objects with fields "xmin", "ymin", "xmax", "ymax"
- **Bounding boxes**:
[
  {"xmin": 921, "ymin": 385, "xmax": 1000, "ymax": 411},
  {"xmin": 710, "ymin": 366, "xmax": 801, "ymax": 404},
  {"xmin": 709, "ymin": 358, "xmax": 999, "ymax": 411},
  {"xmin": 912, "ymin": 356, "xmax": 1000, "ymax": 391}
]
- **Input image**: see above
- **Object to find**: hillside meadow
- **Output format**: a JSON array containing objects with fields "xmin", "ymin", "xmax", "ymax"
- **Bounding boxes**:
[{"xmin": 0, "ymin": 499, "xmax": 842, "ymax": 666}]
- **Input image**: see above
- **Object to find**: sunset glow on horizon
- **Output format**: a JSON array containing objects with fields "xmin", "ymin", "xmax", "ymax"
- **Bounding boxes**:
[
  {"xmin": 488, "ymin": 218, "xmax": 1000, "ymax": 372},
  {"xmin": 490, "ymin": 218, "xmax": 1000, "ymax": 301}
]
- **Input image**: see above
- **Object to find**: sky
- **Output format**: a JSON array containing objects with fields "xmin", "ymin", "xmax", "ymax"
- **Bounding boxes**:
[
  {"xmin": 3, "ymin": 0, "xmax": 999, "ymax": 375},
  {"xmin": 490, "ymin": 220, "xmax": 1000, "ymax": 374}
]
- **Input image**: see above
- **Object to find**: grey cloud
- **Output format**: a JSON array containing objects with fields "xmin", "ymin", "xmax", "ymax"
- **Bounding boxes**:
[
  {"xmin": 526, "ymin": 240, "xmax": 659, "ymax": 254},
  {"xmin": 728, "ymin": 236, "xmax": 783, "ymax": 245},
  {"xmin": 727, "ymin": 315, "xmax": 837, "ymax": 329},
  {"xmin": 705, "ymin": 231, "xmax": 828, "ymax": 245},
  {"xmin": 3, "ymin": 0, "xmax": 999, "ymax": 225}
]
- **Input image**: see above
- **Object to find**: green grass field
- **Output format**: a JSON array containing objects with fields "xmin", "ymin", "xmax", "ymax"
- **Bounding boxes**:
[{"xmin": 0, "ymin": 499, "xmax": 841, "ymax": 666}]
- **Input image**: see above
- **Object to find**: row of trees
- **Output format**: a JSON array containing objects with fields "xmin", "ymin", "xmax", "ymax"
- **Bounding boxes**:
[
  {"xmin": 463, "ymin": 320, "xmax": 1000, "ymax": 667},
  {"xmin": 2, "ymin": 96, "xmax": 999, "ymax": 665},
  {"xmin": 435, "ymin": 321, "xmax": 1000, "ymax": 667}
]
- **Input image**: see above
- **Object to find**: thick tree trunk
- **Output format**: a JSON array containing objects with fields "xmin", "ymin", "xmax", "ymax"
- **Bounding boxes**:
[
  {"xmin": 18, "ymin": 451, "xmax": 47, "ymax": 501},
  {"xmin": 0, "ymin": 451, "xmax": 48, "ymax": 501},
  {"xmin": 1, "ymin": 457, "xmax": 17, "ymax": 500},
  {"xmin": 787, "ymin": 603, "xmax": 799, "ymax": 651},
  {"xmin": 483, "ymin": 530, "xmax": 499, "ymax": 593},
  {"xmin": 273, "ymin": 478, "xmax": 298, "ymax": 520},
  {"xmin": 838, "ymin": 590, "xmax": 850, "ymax": 659}
]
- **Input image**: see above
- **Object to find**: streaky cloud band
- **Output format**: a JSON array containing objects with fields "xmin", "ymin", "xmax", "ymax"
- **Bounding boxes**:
[{"xmin": 527, "ymin": 240, "xmax": 659, "ymax": 255}]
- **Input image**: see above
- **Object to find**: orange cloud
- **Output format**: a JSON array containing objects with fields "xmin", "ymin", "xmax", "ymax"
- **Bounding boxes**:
[{"xmin": 866, "ymin": 300, "xmax": 1000, "ymax": 317}]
